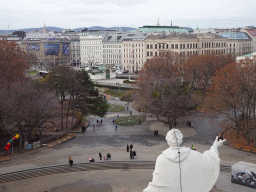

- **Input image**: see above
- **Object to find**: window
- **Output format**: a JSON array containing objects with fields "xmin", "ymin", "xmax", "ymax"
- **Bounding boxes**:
[
  {"xmin": 150, "ymin": 52, "xmax": 153, "ymax": 56},
  {"xmin": 171, "ymin": 44, "xmax": 174, "ymax": 49},
  {"xmin": 180, "ymin": 44, "xmax": 182, "ymax": 49},
  {"xmin": 166, "ymin": 44, "xmax": 169, "ymax": 49},
  {"xmin": 147, "ymin": 52, "xmax": 149, "ymax": 56},
  {"xmin": 155, "ymin": 51, "xmax": 157, "ymax": 56},
  {"xmin": 155, "ymin": 44, "xmax": 157, "ymax": 49},
  {"xmin": 150, "ymin": 44, "xmax": 153, "ymax": 49},
  {"xmin": 187, "ymin": 44, "xmax": 189, "ymax": 48},
  {"xmin": 175, "ymin": 44, "xmax": 178, "ymax": 49}
]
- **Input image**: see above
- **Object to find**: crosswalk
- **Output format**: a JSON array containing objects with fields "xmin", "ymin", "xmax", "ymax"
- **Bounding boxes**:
[{"xmin": 0, "ymin": 161, "xmax": 230, "ymax": 184}]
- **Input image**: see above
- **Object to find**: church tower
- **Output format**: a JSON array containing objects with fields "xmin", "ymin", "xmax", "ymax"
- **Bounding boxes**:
[
  {"xmin": 156, "ymin": 18, "xmax": 160, "ymax": 26},
  {"xmin": 42, "ymin": 23, "xmax": 47, "ymax": 33}
]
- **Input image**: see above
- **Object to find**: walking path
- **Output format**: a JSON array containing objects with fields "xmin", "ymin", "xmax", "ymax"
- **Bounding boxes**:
[{"xmin": 0, "ymin": 99, "xmax": 256, "ymax": 192}]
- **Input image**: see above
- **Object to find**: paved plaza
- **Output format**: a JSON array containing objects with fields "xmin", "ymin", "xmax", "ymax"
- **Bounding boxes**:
[{"xmin": 0, "ymin": 99, "xmax": 256, "ymax": 192}]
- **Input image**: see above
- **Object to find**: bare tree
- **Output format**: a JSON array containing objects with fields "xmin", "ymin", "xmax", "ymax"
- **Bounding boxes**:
[{"xmin": 137, "ymin": 52, "xmax": 193, "ymax": 129}]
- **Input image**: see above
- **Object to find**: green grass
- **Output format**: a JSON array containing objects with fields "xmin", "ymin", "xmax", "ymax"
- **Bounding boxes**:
[
  {"xmin": 30, "ymin": 71, "xmax": 38, "ymax": 74},
  {"xmin": 115, "ymin": 116, "xmax": 144, "ymax": 126},
  {"xmin": 108, "ymin": 105, "xmax": 124, "ymax": 112}
]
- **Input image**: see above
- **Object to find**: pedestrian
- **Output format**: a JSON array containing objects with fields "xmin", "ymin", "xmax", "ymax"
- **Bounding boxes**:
[
  {"xmin": 130, "ymin": 144, "xmax": 133, "ymax": 151},
  {"xmin": 99, "ymin": 152, "xmax": 102, "ymax": 160},
  {"xmin": 115, "ymin": 124, "xmax": 117, "ymax": 130},
  {"xmin": 156, "ymin": 130, "xmax": 158, "ymax": 135},
  {"xmin": 107, "ymin": 153, "xmax": 111, "ymax": 161},
  {"xmin": 130, "ymin": 111, "xmax": 132, "ymax": 116},
  {"xmin": 69, "ymin": 156, "xmax": 73, "ymax": 168},
  {"xmin": 132, "ymin": 149, "xmax": 136, "ymax": 159},
  {"xmin": 154, "ymin": 130, "xmax": 157, "ymax": 136},
  {"xmin": 97, "ymin": 119, "xmax": 99, "ymax": 125},
  {"xmin": 113, "ymin": 118, "xmax": 115, "ymax": 124},
  {"xmin": 127, "ymin": 144, "xmax": 129, "ymax": 152},
  {"xmin": 93, "ymin": 124, "xmax": 95, "ymax": 129},
  {"xmin": 130, "ymin": 150, "xmax": 133, "ymax": 159},
  {"xmin": 127, "ymin": 106, "xmax": 129, "ymax": 111},
  {"xmin": 139, "ymin": 119, "xmax": 141, "ymax": 125},
  {"xmin": 138, "ymin": 108, "xmax": 140, "ymax": 113},
  {"xmin": 101, "ymin": 119, "xmax": 103, "ymax": 125}
]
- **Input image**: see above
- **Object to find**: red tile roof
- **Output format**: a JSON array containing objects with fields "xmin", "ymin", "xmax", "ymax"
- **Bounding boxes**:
[{"xmin": 245, "ymin": 29, "xmax": 256, "ymax": 36}]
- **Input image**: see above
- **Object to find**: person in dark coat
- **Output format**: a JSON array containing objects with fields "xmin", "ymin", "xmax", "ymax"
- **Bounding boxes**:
[
  {"xmin": 101, "ymin": 119, "xmax": 103, "ymax": 125},
  {"xmin": 139, "ymin": 108, "xmax": 140, "ymax": 113},
  {"xmin": 130, "ymin": 150, "xmax": 133, "ymax": 159},
  {"xmin": 113, "ymin": 118, "xmax": 115, "ymax": 124},
  {"xmin": 97, "ymin": 119, "xmax": 99, "ymax": 125},
  {"xmin": 69, "ymin": 156, "xmax": 73, "ymax": 168},
  {"xmin": 127, "ymin": 144, "xmax": 129, "ymax": 152},
  {"xmin": 99, "ymin": 152, "xmax": 102, "ymax": 160},
  {"xmin": 130, "ymin": 144, "xmax": 133, "ymax": 151}
]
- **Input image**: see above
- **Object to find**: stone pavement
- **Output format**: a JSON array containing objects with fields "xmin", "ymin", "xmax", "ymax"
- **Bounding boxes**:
[{"xmin": 0, "ymin": 99, "xmax": 256, "ymax": 192}]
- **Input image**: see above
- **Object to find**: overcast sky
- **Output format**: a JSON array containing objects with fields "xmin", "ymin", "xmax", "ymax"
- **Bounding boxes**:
[{"xmin": 0, "ymin": 0, "xmax": 255, "ymax": 30}]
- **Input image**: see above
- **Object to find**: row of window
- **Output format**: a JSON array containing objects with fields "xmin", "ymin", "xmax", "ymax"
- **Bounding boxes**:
[
  {"xmin": 123, "ymin": 60, "xmax": 144, "ymax": 64},
  {"xmin": 123, "ymin": 43, "xmax": 144, "ymax": 47},
  {"xmin": 103, "ymin": 45, "xmax": 121, "ymax": 48},
  {"xmin": 123, "ymin": 54, "xmax": 144, "ymax": 58},
  {"xmin": 103, "ymin": 55, "xmax": 122, "ymax": 59},
  {"xmin": 202, "ymin": 42, "xmax": 226, "ymax": 48},
  {"xmin": 80, "ymin": 40, "xmax": 101, "ymax": 45},
  {"xmin": 124, "ymin": 49, "xmax": 144, "ymax": 53},
  {"xmin": 81, "ymin": 46, "xmax": 101, "ymax": 50},
  {"xmin": 103, "ymin": 49, "xmax": 121, "ymax": 53}
]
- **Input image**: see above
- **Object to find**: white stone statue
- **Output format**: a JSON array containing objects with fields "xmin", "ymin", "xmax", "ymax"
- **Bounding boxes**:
[{"xmin": 144, "ymin": 129, "xmax": 226, "ymax": 192}]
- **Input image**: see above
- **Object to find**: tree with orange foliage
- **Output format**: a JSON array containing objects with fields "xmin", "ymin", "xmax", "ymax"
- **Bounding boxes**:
[
  {"xmin": 180, "ymin": 53, "xmax": 234, "ymax": 99},
  {"xmin": 0, "ymin": 40, "xmax": 28, "ymax": 84},
  {"xmin": 206, "ymin": 58, "xmax": 256, "ymax": 145},
  {"xmin": 137, "ymin": 51, "xmax": 194, "ymax": 129}
]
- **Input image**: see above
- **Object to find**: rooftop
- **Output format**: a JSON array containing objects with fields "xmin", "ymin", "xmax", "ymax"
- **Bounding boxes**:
[{"xmin": 218, "ymin": 32, "xmax": 251, "ymax": 40}]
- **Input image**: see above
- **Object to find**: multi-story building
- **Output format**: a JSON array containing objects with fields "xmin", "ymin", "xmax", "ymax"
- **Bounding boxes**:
[
  {"xmin": 21, "ymin": 29, "xmax": 71, "ymax": 71},
  {"xmin": 122, "ymin": 32, "xmax": 149, "ymax": 72},
  {"xmin": 80, "ymin": 33, "xmax": 107, "ymax": 65},
  {"xmin": 241, "ymin": 28, "xmax": 256, "ymax": 52},
  {"xmin": 102, "ymin": 32, "xmax": 126, "ymax": 69},
  {"xmin": 69, "ymin": 35, "xmax": 81, "ymax": 66},
  {"xmin": 144, "ymin": 32, "xmax": 252, "ymax": 62},
  {"xmin": 145, "ymin": 33, "xmax": 227, "ymax": 61},
  {"xmin": 218, "ymin": 32, "xmax": 252, "ymax": 56}
]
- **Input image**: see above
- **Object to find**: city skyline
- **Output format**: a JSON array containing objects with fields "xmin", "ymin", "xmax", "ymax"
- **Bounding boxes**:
[{"xmin": 0, "ymin": 0, "xmax": 256, "ymax": 30}]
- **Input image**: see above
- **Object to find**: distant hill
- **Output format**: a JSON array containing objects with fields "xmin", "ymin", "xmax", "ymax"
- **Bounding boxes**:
[{"xmin": 0, "ymin": 26, "xmax": 136, "ymax": 35}]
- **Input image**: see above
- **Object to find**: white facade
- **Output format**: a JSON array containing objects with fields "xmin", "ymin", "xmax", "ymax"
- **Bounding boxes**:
[
  {"xmin": 80, "ymin": 34, "xmax": 105, "ymax": 65},
  {"xmin": 102, "ymin": 33, "xmax": 125, "ymax": 69}
]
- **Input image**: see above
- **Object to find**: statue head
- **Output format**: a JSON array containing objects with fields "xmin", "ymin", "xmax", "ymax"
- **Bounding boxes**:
[{"xmin": 166, "ymin": 129, "xmax": 183, "ymax": 147}]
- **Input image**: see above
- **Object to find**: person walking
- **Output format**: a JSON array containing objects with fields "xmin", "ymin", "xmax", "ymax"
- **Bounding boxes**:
[
  {"xmin": 107, "ymin": 153, "xmax": 111, "ymax": 161},
  {"xmin": 127, "ymin": 106, "xmax": 129, "ymax": 111},
  {"xmin": 99, "ymin": 152, "xmax": 102, "ymax": 160},
  {"xmin": 69, "ymin": 156, "xmax": 73, "ymax": 168},
  {"xmin": 101, "ymin": 119, "xmax": 103, "ymax": 125},
  {"xmin": 96, "ymin": 119, "xmax": 99, "ymax": 125},
  {"xmin": 130, "ymin": 150, "xmax": 133, "ymax": 159},
  {"xmin": 130, "ymin": 144, "xmax": 133, "ymax": 151},
  {"xmin": 113, "ymin": 118, "xmax": 115, "ymax": 124},
  {"xmin": 130, "ymin": 111, "xmax": 132, "ymax": 116},
  {"xmin": 138, "ymin": 108, "xmax": 140, "ymax": 113},
  {"xmin": 127, "ymin": 144, "xmax": 129, "ymax": 152},
  {"xmin": 115, "ymin": 124, "xmax": 118, "ymax": 130}
]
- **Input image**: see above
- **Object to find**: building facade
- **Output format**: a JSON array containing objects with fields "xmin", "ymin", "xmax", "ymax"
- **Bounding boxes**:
[
  {"xmin": 80, "ymin": 33, "xmax": 106, "ymax": 65},
  {"xmin": 102, "ymin": 32, "xmax": 126, "ymax": 69},
  {"xmin": 122, "ymin": 32, "xmax": 149, "ymax": 72}
]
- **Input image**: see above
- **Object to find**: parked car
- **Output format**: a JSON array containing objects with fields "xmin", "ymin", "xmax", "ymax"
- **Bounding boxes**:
[
  {"xmin": 123, "ymin": 70, "xmax": 129, "ymax": 74},
  {"xmin": 116, "ymin": 70, "xmax": 123, "ymax": 75}
]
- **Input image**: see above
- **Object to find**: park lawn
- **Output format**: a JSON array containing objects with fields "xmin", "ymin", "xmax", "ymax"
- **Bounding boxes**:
[
  {"xmin": 115, "ymin": 116, "xmax": 144, "ymax": 126},
  {"xmin": 108, "ymin": 105, "xmax": 124, "ymax": 112}
]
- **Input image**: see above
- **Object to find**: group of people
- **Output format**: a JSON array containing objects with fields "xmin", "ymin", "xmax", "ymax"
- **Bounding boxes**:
[
  {"xmin": 96, "ymin": 119, "xmax": 103, "ymax": 126},
  {"xmin": 98, "ymin": 152, "xmax": 111, "ymax": 161},
  {"xmin": 127, "ymin": 144, "xmax": 136, "ymax": 159},
  {"xmin": 154, "ymin": 130, "xmax": 159, "ymax": 136}
]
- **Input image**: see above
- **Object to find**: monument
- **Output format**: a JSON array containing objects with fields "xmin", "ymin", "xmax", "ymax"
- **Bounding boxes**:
[{"xmin": 144, "ymin": 129, "xmax": 226, "ymax": 192}]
